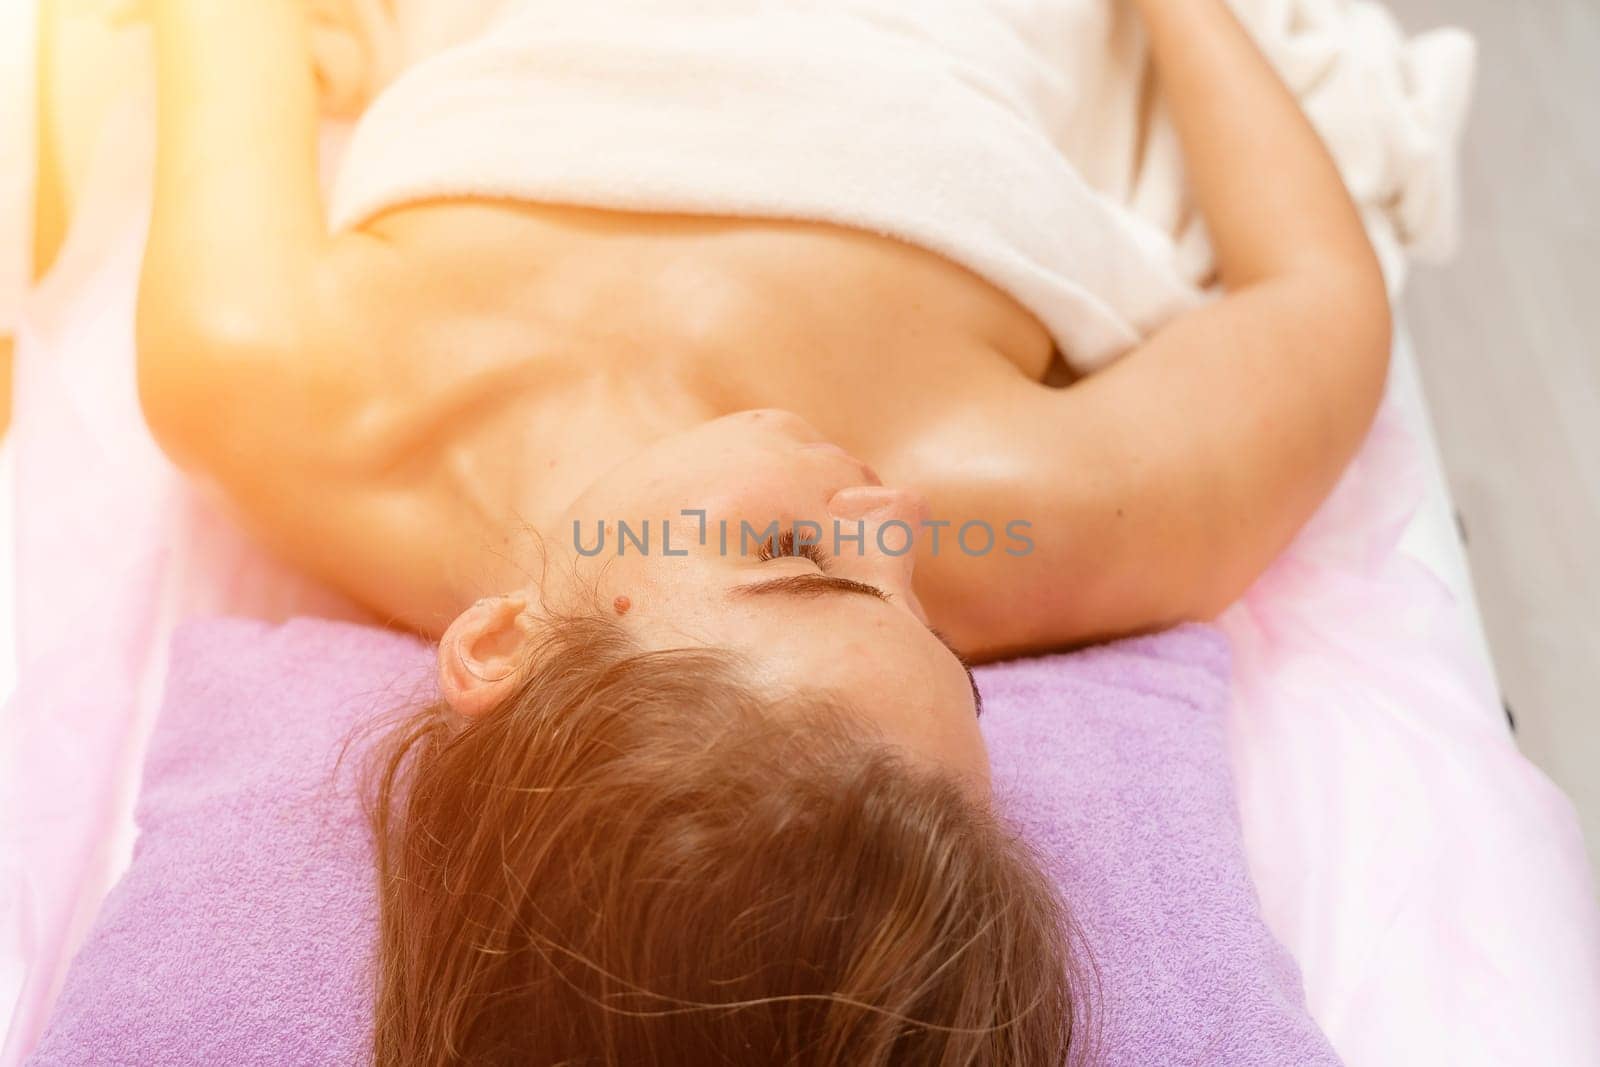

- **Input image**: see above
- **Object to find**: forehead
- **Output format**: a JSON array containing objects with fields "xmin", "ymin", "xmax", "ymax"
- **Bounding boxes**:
[
  {"xmin": 572, "ymin": 534, "xmax": 988, "ymax": 785},
  {"xmin": 615, "ymin": 560, "xmax": 973, "ymax": 713},
  {"xmin": 696, "ymin": 597, "xmax": 989, "ymax": 778}
]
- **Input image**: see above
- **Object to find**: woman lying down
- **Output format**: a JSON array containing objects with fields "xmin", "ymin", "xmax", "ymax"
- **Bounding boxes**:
[{"xmin": 137, "ymin": 0, "xmax": 1390, "ymax": 1063}]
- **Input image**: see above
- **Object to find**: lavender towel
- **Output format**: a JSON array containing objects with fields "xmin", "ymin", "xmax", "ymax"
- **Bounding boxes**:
[
  {"xmin": 981, "ymin": 630, "xmax": 1340, "ymax": 1066},
  {"xmin": 26, "ymin": 618, "xmax": 431, "ymax": 1067},
  {"xmin": 27, "ymin": 617, "xmax": 1339, "ymax": 1066}
]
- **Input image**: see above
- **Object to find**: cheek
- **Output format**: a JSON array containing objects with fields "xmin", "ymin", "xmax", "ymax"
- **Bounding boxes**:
[{"xmin": 953, "ymin": 709, "xmax": 991, "ymax": 772}]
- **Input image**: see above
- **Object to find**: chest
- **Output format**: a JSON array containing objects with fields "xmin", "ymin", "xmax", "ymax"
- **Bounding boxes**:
[{"xmin": 355, "ymin": 203, "xmax": 1055, "ymax": 532}]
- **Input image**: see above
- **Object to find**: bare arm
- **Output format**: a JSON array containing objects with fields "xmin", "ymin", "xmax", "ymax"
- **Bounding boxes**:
[
  {"xmin": 137, "ymin": 0, "xmax": 399, "ymax": 470},
  {"xmin": 135, "ymin": 1, "xmax": 458, "ymax": 619},
  {"xmin": 1079, "ymin": 0, "xmax": 1390, "ymax": 623},
  {"xmin": 140, "ymin": 0, "xmax": 325, "ymax": 340},
  {"xmin": 1132, "ymin": 0, "xmax": 1390, "ymax": 288},
  {"xmin": 937, "ymin": 0, "xmax": 1391, "ymax": 657}
]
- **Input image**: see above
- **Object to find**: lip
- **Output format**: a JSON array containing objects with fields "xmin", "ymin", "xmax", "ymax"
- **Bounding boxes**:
[{"xmin": 798, "ymin": 442, "xmax": 882, "ymax": 486}]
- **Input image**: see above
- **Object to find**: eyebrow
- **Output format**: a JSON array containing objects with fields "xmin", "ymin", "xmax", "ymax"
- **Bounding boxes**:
[
  {"xmin": 730, "ymin": 575, "xmax": 985, "ymax": 718},
  {"xmin": 732, "ymin": 573, "xmax": 889, "ymax": 602}
]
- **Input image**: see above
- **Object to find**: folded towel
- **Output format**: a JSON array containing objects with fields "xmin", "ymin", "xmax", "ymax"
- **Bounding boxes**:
[
  {"xmin": 330, "ymin": 0, "xmax": 1474, "ymax": 371},
  {"xmin": 982, "ymin": 633, "xmax": 1340, "ymax": 1065},
  {"xmin": 26, "ymin": 616, "xmax": 1338, "ymax": 1065},
  {"xmin": 23, "ymin": 619, "xmax": 424, "ymax": 1067}
]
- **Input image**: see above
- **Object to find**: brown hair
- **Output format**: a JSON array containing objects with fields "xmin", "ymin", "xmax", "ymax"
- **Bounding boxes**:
[{"xmin": 368, "ymin": 611, "xmax": 1086, "ymax": 1066}]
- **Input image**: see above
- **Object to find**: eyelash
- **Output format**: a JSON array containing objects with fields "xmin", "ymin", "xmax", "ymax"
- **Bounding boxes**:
[{"xmin": 757, "ymin": 529, "xmax": 831, "ymax": 570}]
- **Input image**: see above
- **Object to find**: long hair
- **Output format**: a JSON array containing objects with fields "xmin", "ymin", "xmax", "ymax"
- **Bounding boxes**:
[{"xmin": 368, "ymin": 611, "xmax": 1086, "ymax": 1065}]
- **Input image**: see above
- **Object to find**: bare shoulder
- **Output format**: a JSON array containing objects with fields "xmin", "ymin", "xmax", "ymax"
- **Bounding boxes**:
[
  {"xmin": 135, "ymin": 233, "xmax": 491, "ymax": 626},
  {"xmin": 869, "ymin": 361, "xmax": 1155, "ymax": 658},
  {"xmin": 137, "ymin": 233, "xmax": 396, "ymax": 476}
]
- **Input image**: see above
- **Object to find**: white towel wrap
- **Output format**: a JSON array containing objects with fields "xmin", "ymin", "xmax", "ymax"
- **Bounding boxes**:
[{"xmin": 328, "ymin": 0, "xmax": 1475, "ymax": 372}]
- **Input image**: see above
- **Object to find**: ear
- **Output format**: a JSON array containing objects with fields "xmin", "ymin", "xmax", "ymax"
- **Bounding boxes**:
[{"xmin": 438, "ymin": 595, "xmax": 535, "ymax": 719}]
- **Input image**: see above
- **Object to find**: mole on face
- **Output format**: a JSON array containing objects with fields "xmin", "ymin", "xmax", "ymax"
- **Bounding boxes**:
[{"xmin": 613, "ymin": 595, "xmax": 632, "ymax": 616}]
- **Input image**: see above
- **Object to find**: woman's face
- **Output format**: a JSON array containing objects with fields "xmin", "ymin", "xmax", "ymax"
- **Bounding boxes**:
[{"xmin": 550, "ymin": 409, "xmax": 990, "ymax": 790}]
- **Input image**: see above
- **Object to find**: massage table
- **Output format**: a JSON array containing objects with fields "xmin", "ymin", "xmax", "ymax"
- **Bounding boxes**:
[
  {"xmin": 0, "ymin": 441, "xmax": 13, "ymax": 717},
  {"xmin": 1, "ymin": 3, "xmax": 1597, "ymax": 1064}
]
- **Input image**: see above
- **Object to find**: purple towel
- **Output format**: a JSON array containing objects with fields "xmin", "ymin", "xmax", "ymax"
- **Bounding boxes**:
[
  {"xmin": 981, "ymin": 631, "xmax": 1340, "ymax": 1066},
  {"xmin": 26, "ymin": 617, "xmax": 1339, "ymax": 1066},
  {"xmin": 25, "ymin": 618, "xmax": 429, "ymax": 1067}
]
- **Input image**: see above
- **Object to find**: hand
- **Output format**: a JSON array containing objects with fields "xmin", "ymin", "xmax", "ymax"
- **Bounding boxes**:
[{"xmin": 306, "ymin": 0, "xmax": 394, "ymax": 118}]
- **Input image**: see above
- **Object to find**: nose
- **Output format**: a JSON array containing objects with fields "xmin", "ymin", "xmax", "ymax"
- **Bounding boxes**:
[
  {"xmin": 798, "ymin": 442, "xmax": 883, "ymax": 486},
  {"xmin": 826, "ymin": 485, "xmax": 930, "ymax": 610},
  {"xmin": 827, "ymin": 485, "xmax": 929, "ymax": 526}
]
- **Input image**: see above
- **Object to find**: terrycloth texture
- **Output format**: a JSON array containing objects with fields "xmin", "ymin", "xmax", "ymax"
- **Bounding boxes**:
[
  {"xmin": 982, "ymin": 627, "xmax": 1341, "ymax": 1065},
  {"xmin": 328, "ymin": 0, "xmax": 1475, "ymax": 372},
  {"xmin": 26, "ymin": 616, "xmax": 1339, "ymax": 1066},
  {"xmin": 24, "ymin": 619, "xmax": 429, "ymax": 1067}
]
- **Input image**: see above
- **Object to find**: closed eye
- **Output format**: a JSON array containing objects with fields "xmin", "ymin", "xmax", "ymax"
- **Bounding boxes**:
[{"xmin": 756, "ymin": 528, "xmax": 831, "ymax": 570}]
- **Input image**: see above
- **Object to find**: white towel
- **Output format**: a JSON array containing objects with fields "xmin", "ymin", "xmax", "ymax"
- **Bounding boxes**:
[{"xmin": 328, "ymin": 0, "xmax": 1475, "ymax": 371}]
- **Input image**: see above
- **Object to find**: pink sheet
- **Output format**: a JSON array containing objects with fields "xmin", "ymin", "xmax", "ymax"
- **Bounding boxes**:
[
  {"xmin": 4, "ymin": 86, "xmax": 1599, "ymax": 1067},
  {"xmin": 1219, "ymin": 405, "xmax": 1600, "ymax": 1063},
  {"xmin": 0, "ymin": 105, "xmax": 372, "ymax": 1064}
]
